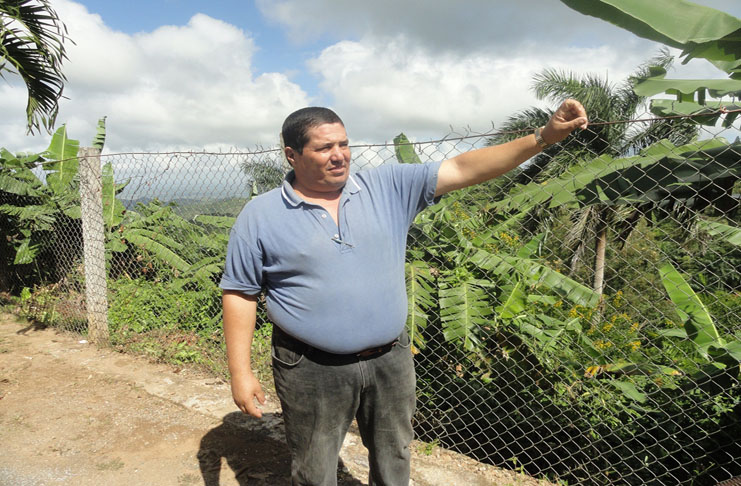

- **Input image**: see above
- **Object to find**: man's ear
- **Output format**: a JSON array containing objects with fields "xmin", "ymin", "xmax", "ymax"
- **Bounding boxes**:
[{"xmin": 284, "ymin": 147, "xmax": 296, "ymax": 167}]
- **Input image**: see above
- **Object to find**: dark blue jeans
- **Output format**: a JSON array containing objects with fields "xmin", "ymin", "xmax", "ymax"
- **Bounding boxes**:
[{"xmin": 272, "ymin": 326, "xmax": 416, "ymax": 486}]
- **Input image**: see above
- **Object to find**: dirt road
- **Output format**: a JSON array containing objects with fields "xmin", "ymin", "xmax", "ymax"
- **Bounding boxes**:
[{"xmin": 0, "ymin": 313, "xmax": 548, "ymax": 486}]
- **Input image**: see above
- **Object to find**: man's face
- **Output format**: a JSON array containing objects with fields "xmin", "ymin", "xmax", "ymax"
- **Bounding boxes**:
[{"xmin": 286, "ymin": 122, "xmax": 351, "ymax": 195}]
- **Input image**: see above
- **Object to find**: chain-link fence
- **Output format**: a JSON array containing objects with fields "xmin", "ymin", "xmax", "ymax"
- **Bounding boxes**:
[{"xmin": 1, "ymin": 113, "xmax": 739, "ymax": 485}]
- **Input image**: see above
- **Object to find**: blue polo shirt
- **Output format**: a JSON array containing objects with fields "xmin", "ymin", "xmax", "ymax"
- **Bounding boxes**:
[{"xmin": 220, "ymin": 161, "xmax": 442, "ymax": 354}]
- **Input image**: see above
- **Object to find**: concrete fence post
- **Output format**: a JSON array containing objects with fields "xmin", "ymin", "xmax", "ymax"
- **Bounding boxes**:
[{"xmin": 78, "ymin": 147, "xmax": 109, "ymax": 343}]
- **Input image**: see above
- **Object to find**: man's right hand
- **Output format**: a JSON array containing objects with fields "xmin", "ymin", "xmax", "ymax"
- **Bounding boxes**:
[
  {"xmin": 223, "ymin": 291, "xmax": 264, "ymax": 418},
  {"xmin": 231, "ymin": 372, "xmax": 266, "ymax": 418}
]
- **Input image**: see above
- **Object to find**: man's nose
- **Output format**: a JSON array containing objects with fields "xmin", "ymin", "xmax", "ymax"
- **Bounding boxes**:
[{"xmin": 329, "ymin": 145, "xmax": 345, "ymax": 161}]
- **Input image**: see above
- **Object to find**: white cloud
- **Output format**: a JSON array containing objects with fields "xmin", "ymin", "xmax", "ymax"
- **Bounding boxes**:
[
  {"xmin": 282, "ymin": 0, "xmax": 739, "ymax": 142},
  {"xmin": 257, "ymin": 0, "xmax": 653, "ymax": 54},
  {"xmin": 3, "ymin": 0, "xmax": 309, "ymax": 153},
  {"xmin": 307, "ymin": 34, "xmax": 657, "ymax": 142},
  {"xmin": 258, "ymin": 0, "xmax": 740, "ymax": 53},
  {"xmin": 3, "ymin": 0, "xmax": 738, "ymax": 157},
  {"xmin": 262, "ymin": 0, "xmax": 740, "ymax": 142}
]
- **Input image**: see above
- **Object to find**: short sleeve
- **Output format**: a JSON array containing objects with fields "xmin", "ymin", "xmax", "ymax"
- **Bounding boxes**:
[
  {"xmin": 219, "ymin": 228, "xmax": 263, "ymax": 295},
  {"xmin": 390, "ymin": 161, "xmax": 442, "ymax": 225}
]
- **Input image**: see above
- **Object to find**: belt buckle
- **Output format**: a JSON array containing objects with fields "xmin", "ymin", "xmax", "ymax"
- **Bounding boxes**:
[{"xmin": 355, "ymin": 339, "xmax": 398, "ymax": 358}]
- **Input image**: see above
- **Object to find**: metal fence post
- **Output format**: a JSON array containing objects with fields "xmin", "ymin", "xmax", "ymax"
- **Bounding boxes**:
[{"xmin": 78, "ymin": 147, "xmax": 109, "ymax": 343}]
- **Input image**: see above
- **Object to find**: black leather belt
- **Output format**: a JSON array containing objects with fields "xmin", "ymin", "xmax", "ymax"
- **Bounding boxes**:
[
  {"xmin": 355, "ymin": 340, "xmax": 398, "ymax": 358},
  {"xmin": 275, "ymin": 325, "xmax": 398, "ymax": 361}
]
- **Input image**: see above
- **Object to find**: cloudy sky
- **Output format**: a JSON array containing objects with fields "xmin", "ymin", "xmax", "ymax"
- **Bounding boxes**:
[{"xmin": 2, "ymin": 0, "xmax": 740, "ymax": 153}]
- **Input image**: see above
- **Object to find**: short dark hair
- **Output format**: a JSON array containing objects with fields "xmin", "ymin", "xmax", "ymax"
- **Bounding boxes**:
[{"xmin": 281, "ymin": 107, "xmax": 344, "ymax": 154}]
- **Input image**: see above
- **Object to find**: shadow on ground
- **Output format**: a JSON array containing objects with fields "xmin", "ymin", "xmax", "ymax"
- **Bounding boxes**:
[
  {"xmin": 198, "ymin": 412, "xmax": 365, "ymax": 486},
  {"xmin": 198, "ymin": 411, "xmax": 290, "ymax": 485}
]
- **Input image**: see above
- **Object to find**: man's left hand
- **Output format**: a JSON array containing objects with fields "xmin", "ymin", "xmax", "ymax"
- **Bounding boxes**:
[{"xmin": 541, "ymin": 99, "xmax": 589, "ymax": 145}]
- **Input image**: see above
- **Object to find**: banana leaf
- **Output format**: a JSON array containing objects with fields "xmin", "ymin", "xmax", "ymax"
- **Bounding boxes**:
[
  {"xmin": 634, "ymin": 70, "xmax": 741, "ymax": 98},
  {"xmin": 0, "ymin": 204, "xmax": 56, "ymax": 229},
  {"xmin": 45, "ymin": 126, "xmax": 80, "ymax": 193},
  {"xmin": 13, "ymin": 237, "xmax": 39, "ymax": 265},
  {"xmin": 470, "ymin": 248, "xmax": 601, "ymax": 308},
  {"xmin": 101, "ymin": 162, "xmax": 127, "ymax": 228},
  {"xmin": 517, "ymin": 233, "xmax": 544, "ymax": 259},
  {"xmin": 91, "ymin": 117, "xmax": 106, "ymax": 150},
  {"xmin": 608, "ymin": 379, "xmax": 647, "ymax": 404},
  {"xmin": 599, "ymin": 361, "xmax": 682, "ymax": 378},
  {"xmin": 123, "ymin": 229, "xmax": 190, "ymax": 272},
  {"xmin": 649, "ymin": 100, "xmax": 741, "ymax": 127},
  {"xmin": 492, "ymin": 138, "xmax": 739, "ymax": 214},
  {"xmin": 189, "ymin": 260, "xmax": 223, "ymax": 283},
  {"xmin": 394, "ymin": 133, "xmax": 422, "ymax": 164},
  {"xmin": 172, "ymin": 256, "xmax": 224, "ymax": 289},
  {"xmin": 0, "ymin": 168, "xmax": 43, "ymax": 196},
  {"xmin": 696, "ymin": 219, "xmax": 741, "ymax": 247},
  {"xmin": 495, "ymin": 281, "xmax": 527, "ymax": 320},
  {"xmin": 439, "ymin": 276, "xmax": 491, "ymax": 352},
  {"xmin": 106, "ymin": 234, "xmax": 128, "ymax": 252},
  {"xmin": 659, "ymin": 262, "xmax": 722, "ymax": 359},
  {"xmin": 0, "ymin": 149, "xmax": 44, "ymax": 196},
  {"xmin": 559, "ymin": 0, "xmax": 741, "ymax": 72},
  {"xmin": 406, "ymin": 261, "xmax": 436, "ymax": 352}
]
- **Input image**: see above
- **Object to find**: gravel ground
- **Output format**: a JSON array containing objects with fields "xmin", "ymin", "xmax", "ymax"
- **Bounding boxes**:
[{"xmin": 0, "ymin": 313, "xmax": 554, "ymax": 486}]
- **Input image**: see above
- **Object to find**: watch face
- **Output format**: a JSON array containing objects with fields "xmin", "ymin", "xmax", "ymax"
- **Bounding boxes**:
[{"xmin": 535, "ymin": 128, "xmax": 548, "ymax": 148}]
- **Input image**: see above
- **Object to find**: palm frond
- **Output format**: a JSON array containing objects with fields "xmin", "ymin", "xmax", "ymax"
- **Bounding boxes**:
[
  {"xmin": 532, "ymin": 68, "xmax": 613, "ymax": 110},
  {"xmin": 439, "ymin": 274, "xmax": 490, "ymax": 352},
  {"xmin": 406, "ymin": 261, "xmax": 436, "ymax": 352},
  {"xmin": 469, "ymin": 249, "xmax": 601, "ymax": 308},
  {"xmin": 0, "ymin": 0, "xmax": 71, "ymax": 133}
]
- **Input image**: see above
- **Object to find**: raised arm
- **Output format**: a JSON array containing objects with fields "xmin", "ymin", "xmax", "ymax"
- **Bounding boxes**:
[
  {"xmin": 223, "ymin": 290, "xmax": 266, "ymax": 418},
  {"xmin": 435, "ymin": 99, "xmax": 588, "ymax": 196}
]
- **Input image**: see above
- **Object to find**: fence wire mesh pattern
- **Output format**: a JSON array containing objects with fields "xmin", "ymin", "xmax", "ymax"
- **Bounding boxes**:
[{"xmin": 1, "ymin": 114, "xmax": 740, "ymax": 485}]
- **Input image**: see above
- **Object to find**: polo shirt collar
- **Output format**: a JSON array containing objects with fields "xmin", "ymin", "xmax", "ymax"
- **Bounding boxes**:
[{"xmin": 280, "ymin": 170, "xmax": 361, "ymax": 207}]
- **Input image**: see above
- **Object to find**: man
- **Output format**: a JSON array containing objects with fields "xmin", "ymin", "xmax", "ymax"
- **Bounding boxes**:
[{"xmin": 220, "ymin": 101, "xmax": 588, "ymax": 485}]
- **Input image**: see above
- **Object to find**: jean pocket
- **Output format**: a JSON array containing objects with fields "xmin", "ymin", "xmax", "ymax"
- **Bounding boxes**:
[
  {"xmin": 397, "ymin": 329, "xmax": 412, "ymax": 349},
  {"xmin": 271, "ymin": 330, "xmax": 306, "ymax": 367}
]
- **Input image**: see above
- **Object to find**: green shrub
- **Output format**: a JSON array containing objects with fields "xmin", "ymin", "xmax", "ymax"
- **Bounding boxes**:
[{"xmin": 108, "ymin": 277, "xmax": 222, "ymax": 336}]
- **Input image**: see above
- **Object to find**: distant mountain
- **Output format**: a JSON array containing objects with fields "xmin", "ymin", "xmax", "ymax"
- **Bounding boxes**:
[{"xmin": 119, "ymin": 197, "xmax": 248, "ymax": 218}]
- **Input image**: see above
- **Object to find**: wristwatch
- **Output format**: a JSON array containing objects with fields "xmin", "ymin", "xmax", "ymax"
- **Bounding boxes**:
[{"xmin": 534, "ymin": 126, "xmax": 550, "ymax": 149}]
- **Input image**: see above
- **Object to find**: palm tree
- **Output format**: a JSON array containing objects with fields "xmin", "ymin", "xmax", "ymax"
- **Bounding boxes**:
[
  {"xmin": 1, "ymin": 0, "xmax": 70, "ymax": 133},
  {"xmin": 488, "ymin": 51, "xmax": 699, "ymax": 296}
]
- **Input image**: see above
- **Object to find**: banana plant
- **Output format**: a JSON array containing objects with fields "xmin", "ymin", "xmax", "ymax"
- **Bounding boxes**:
[
  {"xmin": 491, "ymin": 137, "xmax": 740, "ymax": 300},
  {"xmin": 491, "ymin": 138, "xmax": 739, "ymax": 213},
  {"xmin": 108, "ymin": 202, "xmax": 191, "ymax": 274},
  {"xmin": 560, "ymin": 0, "xmax": 741, "ymax": 123},
  {"xmin": 406, "ymin": 202, "xmax": 604, "ymax": 356},
  {"xmin": 583, "ymin": 260, "xmax": 741, "ymax": 403},
  {"xmin": 0, "ymin": 126, "xmax": 82, "ymax": 265},
  {"xmin": 397, "ymin": 133, "xmax": 602, "ymax": 356},
  {"xmin": 659, "ymin": 262, "xmax": 741, "ymax": 363}
]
